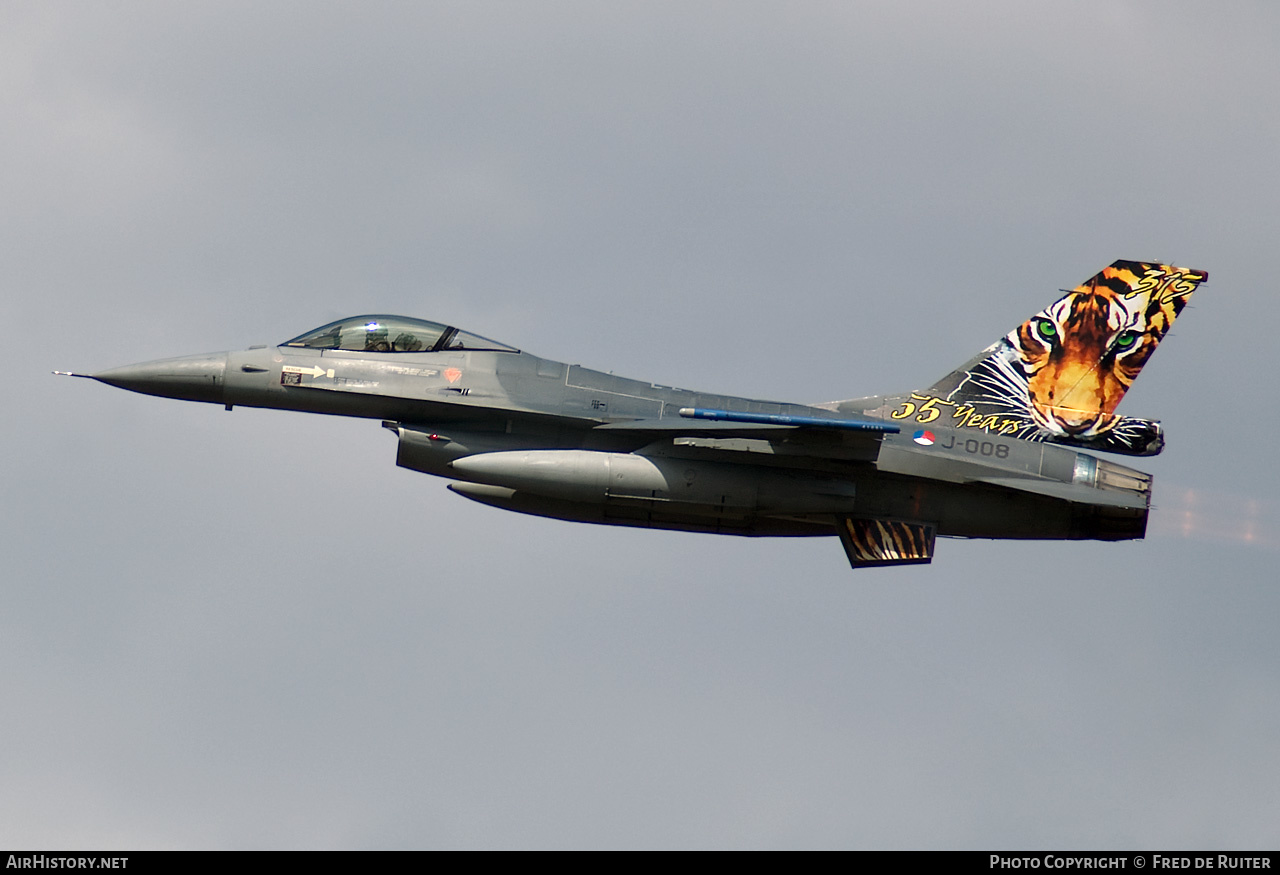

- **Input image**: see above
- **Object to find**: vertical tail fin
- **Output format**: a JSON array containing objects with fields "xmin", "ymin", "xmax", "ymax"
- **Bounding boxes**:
[{"xmin": 876, "ymin": 261, "xmax": 1208, "ymax": 456}]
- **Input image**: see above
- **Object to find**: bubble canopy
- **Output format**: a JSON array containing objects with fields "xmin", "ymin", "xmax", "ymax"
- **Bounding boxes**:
[{"xmin": 283, "ymin": 316, "xmax": 518, "ymax": 354}]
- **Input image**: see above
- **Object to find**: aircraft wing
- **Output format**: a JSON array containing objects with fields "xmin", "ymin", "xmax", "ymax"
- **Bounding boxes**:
[
  {"xmin": 592, "ymin": 418, "xmax": 794, "ymax": 435},
  {"xmin": 595, "ymin": 407, "xmax": 898, "ymax": 435},
  {"xmin": 592, "ymin": 408, "xmax": 897, "ymax": 461}
]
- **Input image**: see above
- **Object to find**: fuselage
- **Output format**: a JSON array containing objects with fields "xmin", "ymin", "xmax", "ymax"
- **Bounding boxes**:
[
  {"xmin": 77, "ymin": 259, "xmax": 1207, "ymax": 568},
  {"xmin": 89, "ymin": 337, "xmax": 1151, "ymax": 545}
]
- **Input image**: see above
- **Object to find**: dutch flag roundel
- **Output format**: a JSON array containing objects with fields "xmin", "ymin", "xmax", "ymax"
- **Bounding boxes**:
[{"xmin": 913, "ymin": 429, "xmax": 936, "ymax": 446}]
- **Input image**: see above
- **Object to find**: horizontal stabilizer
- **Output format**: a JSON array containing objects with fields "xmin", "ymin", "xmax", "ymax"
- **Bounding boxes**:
[
  {"xmin": 974, "ymin": 476, "xmax": 1148, "ymax": 509},
  {"xmin": 836, "ymin": 517, "xmax": 936, "ymax": 569}
]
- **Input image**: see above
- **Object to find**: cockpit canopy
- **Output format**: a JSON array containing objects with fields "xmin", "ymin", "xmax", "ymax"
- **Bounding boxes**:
[{"xmin": 283, "ymin": 316, "xmax": 518, "ymax": 354}]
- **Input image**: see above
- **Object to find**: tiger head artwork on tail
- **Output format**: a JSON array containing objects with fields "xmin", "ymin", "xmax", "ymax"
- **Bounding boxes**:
[{"xmin": 860, "ymin": 261, "xmax": 1208, "ymax": 456}]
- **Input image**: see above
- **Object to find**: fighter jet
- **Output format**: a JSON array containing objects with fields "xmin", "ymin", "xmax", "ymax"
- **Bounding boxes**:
[{"xmin": 61, "ymin": 260, "xmax": 1207, "ymax": 569}]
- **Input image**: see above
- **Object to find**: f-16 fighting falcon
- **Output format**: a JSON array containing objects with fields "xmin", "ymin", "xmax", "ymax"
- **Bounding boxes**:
[{"xmin": 60, "ymin": 260, "xmax": 1207, "ymax": 569}]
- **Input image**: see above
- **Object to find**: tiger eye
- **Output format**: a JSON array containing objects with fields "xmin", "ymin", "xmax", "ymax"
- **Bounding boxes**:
[
  {"xmin": 1035, "ymin": 318, "xmax": 1058, "ymax": 342},
  {"xmin": 1114, "ymin": 330, "xmax": 1139, "ymax": 350}
]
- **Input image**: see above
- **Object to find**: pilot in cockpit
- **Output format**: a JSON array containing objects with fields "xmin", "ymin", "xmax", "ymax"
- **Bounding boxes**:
[
  {"xmin": 363, "ymin": 325, "xmax": 391, "ymax": 352},
  {"xmin": 393, "ymin": 333, "xmax": 423, "ymax": 352}
]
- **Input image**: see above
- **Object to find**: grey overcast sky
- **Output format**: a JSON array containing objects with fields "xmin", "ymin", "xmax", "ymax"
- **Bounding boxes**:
[{"xmin": 3, "ymin": 1, "xmax": 1279, "ymax": 850}]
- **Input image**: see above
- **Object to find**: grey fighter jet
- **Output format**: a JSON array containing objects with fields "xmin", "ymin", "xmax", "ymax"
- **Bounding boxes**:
[{"xmin": 62, "ymin": 260, "xmax": 1207, "ymax": 569}]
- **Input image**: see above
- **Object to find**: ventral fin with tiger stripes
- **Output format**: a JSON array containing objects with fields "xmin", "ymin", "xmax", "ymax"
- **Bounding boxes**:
[
  {"xmin": 836, "ymin": 517, "xmax": 937, "ymax": 569},
  {"xmin": 872, "ymin": 261, "xmax": 1207, "ymax": 456}
]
